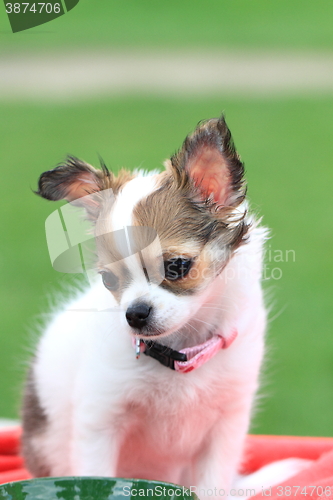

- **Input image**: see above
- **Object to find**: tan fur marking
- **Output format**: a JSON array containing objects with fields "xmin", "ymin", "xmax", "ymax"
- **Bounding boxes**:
[{"xmin": 109, "ymin": 169, "xmax": 135, "ymax": 195}]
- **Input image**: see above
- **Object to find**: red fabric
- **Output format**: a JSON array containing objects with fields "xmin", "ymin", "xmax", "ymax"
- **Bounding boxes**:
[
  {"xmin": 0, "ymin": 427, "xmax": 32, "ymax": 484},
  {"xmin": 0, "ymin": 427, "xmax": 333, "ymax": 499},
  {"xmin": 244, "ymin": 435, "xmax": 333, "ymax": 500},
  {"xmin": 0, "ymin": 455, "xmax": 24, "ymax": 472},
  {"xmin": 0, "ymin": 468, "xmax": 31, "ymax": 483},
  {"xmin": 0, "ymin": 427, "xmax": 21, "ymax": 455},
  {"xmin": 243, "ymin": 434, "xmax": 333, "ymax": 473}
]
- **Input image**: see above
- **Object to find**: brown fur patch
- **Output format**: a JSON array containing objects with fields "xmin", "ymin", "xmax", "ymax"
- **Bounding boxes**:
[
  {"xmin": 21, "ymin": 365, "xmax": 50, "ymax": 477},
  {"xmin": 133, "ymin": 171, "xmax": 247, "ymax": 253},
  {"xmin": 111, "ymin": 168, "xmax": 135, "ymax": 195},
  {"xmin": 134, "ymin": 174, "xmax": 217, "ymax": 246}
]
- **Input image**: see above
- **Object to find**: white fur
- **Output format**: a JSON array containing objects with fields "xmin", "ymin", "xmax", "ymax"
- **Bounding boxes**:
[
  {"xmin": 233, "ymin": 458, "xmax": 312, "ymax": 499},
  {"xmin": 110, "ymin": 172, "xmax": 158, "ymax": 232}
]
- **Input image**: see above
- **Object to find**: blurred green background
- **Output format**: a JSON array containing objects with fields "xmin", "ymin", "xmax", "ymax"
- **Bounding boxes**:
[
  {"xmin": 0, "ymin": 0, "xmax": 333, "ymax": 438},
  {"xmin": 1, "ymin": 0, "xmax": 333, "ymax": 52}
]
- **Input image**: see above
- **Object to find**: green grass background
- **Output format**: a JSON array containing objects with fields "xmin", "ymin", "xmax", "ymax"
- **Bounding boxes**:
[
  {"xmin": 0, "ymin": 1, "xmax": 333, "ymax": 437},
  {"xmin": 1, "ymin": 0, "xmax": 333, "ymax": 52}
]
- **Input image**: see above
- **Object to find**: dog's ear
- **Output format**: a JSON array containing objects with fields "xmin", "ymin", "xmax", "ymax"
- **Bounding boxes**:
[
  {"xmin": 37, "ymin": 156, "xmax": 112, "ymax": 203},
  {"xmin": 170, "ymin": 116, "xmax": 245, "ymax": 207},
  {"xmin": 36, "ymin": 156, "xmax": 114, "ymax": 219}
]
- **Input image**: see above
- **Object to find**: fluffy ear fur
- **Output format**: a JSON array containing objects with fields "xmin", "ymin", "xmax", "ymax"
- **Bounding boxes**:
[
  {"xmin": 170, "ymin": 115, "xmax": 246, "ymax": 207},
  {"xmin": 36, "ymin": 156, "xmax": 115, "ymax": 219},
  {"xmin": 36, "ymin": 156, "xmax": 112, "ymax": 203}
]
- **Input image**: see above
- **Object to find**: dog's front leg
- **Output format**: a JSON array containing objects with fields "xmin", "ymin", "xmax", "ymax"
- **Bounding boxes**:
[
  {"xmin": 195, "ymin": 407, "xmax": 251, "ymax": 500},
  {"xmin": 70, "ymin": 408, "xmax": 123, "ymax": 477}
]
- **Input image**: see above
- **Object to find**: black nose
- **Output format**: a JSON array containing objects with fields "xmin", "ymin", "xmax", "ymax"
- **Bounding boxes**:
[{"xmin": 126, "ymin": 303, "xmax": 152, "ymax": 329}]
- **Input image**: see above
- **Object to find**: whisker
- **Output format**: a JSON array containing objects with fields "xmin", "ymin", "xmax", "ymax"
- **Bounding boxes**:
[
  {"xmin": 267, "ymin": 304, "xmax": 288, "ymax": 324},
  {"xmin": 194, "ymin": 318, "xmax": 216, "ymax": 328},
  {"xmin": 200, "ymin": 305, "xmax": 228, "ymax": 313},
  {"xmin": 185, "ymin": 323, "xmax": 200, "ymax": 334}
]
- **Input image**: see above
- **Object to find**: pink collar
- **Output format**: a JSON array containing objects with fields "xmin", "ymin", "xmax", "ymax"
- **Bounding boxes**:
[{"xmin": 133, "ymin": 331, "xmax": 237, "ymax": 373}]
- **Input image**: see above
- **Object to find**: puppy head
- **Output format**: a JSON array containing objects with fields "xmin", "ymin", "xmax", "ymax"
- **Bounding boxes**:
[{"xmin": 37, "ymin": 116, "xmax": 249, "ymax": 339}]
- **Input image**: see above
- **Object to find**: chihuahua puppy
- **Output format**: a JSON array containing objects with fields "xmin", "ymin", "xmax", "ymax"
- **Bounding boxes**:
[{"xmin": 22, "ymin": 116, "xmax": 269, "ymax": 494}]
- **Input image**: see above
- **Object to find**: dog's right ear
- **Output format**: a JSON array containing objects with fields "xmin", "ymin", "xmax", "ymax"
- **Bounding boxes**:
[
  {"xmin": 169, "ymin": 115, "xmax": 245, "ymax": 208},
  {"xmin": 36, "ymin": 156, "xmax": 112, "ymax": 204}
]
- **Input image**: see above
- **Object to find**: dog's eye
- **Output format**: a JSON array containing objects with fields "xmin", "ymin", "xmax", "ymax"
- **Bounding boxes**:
[
  {"xmin": 101, "ymin": 271, "xmax": 119, "ymax": 291},
  {"xmin": 164, "ymin": 258, "xmax": 192, "ymax": 281}
]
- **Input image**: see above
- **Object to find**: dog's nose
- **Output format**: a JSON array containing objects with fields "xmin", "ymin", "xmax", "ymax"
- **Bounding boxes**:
[{"xmin": 126, "ymin": 303, "xmax": 152, "ymax": 329}]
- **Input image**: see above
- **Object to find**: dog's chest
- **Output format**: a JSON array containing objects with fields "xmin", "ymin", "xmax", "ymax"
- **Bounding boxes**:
[{"xmin": 116, "ymin": 386, "xmax": 220, "ymax": 482}]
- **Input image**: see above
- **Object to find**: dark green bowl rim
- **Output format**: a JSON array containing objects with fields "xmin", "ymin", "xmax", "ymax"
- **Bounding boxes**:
[{"xmin": 0, "ymin": 476, "xmax": 198, "ymax": 499}]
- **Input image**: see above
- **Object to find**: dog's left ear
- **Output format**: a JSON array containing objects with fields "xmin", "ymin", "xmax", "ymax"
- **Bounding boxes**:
[
  {"xmin": 37, "ymin": 156, "xmax": 111, "ymax": 202},
  {"xmin": 170, "ymin": 115, "xmax": 245, "ymax": 207},
  {"xmin": 36, "ymin": 156, "xmax": 113, "ymax": 219}
]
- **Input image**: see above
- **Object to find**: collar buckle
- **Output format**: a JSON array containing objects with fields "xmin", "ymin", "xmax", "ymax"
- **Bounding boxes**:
[{"xmin": 143, "ymin": 340, "xmax": 187, "ymax": 370}]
